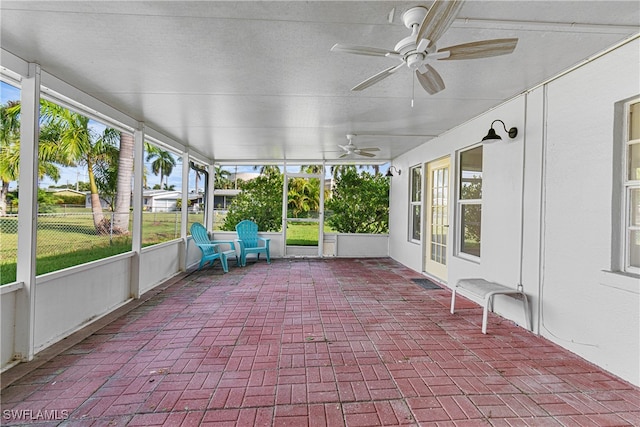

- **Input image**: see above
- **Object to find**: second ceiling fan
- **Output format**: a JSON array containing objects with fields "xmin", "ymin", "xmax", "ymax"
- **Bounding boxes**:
[
  {"xmin": 338, "ymin": 134, "xmax": 380, "ymax": 158},
  {"xmin": 331, "ymin": 0, "xmax": 518, "ymax": 95}
]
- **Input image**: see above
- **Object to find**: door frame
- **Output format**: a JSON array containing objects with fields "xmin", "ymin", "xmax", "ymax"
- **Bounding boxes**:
[
  {"xmin": 424, "ymin": 156, "xmax": 451, "ymax": 281},
  {"xmin": 283, "ymin": 170, "xmax": 325, "ymax": 257}
]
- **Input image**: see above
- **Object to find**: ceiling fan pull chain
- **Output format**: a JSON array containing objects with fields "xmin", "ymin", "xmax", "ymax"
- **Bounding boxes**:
[{"xmin": 411, "ymin": 74, "xmax": 415, "ymax": 108}]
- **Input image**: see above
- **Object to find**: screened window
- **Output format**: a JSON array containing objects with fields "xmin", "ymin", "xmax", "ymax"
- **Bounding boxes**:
[
  {"xmin": 218, "ymin": 164, "xmax": 283, "ymax": 233},
  {"xmin": 624, "ymin": 100, "xmax": 640, "ymax": 274},
  {"xmin": 1, "ymin": 80, "xmax": 21, "ymax": 285},
  {"xmin": 37, "ymin": 100, "xmax": 134, "ymax": 267},
  {"xmin": 143, "ymin": 141, "xmax": 183, "ymax": 243},
  {"xmin": 458, "ymin": 146, "xmax": 483, "ymax": 258},
  {"xmin": 409, "ymin": 165, "xmax": 422, "ymax": 241},
  {"xmin": 186, "ymin": 160, "xmax": 204, "ymax": 233}
]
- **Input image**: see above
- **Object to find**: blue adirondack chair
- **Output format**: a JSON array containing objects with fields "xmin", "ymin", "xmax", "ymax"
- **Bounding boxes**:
[
  {"xmin": 190, "ymin": 223, "xmax": 238, "ymax": 272},
  {"xmin": 235, "ymin": 220, "xmax": 271, "ymax": 266}
]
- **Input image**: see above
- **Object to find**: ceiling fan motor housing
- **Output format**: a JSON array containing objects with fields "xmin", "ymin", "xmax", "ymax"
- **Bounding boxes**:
[
  {"xmin": 401, "ymin": 6, "xmax": 428, "ymax": 29},
  {"xmin": 396, "ymin": 7, "xmax": 430, "ymax": 67}
]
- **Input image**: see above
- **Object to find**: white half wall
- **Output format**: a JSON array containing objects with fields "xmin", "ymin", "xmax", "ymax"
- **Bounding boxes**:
[
  {"xmin": 1, "ymin": 283, "xmax": 21, "ymax": 368},
  {"xmin": 33, "ymin": 254, "xmax": 132, "ymax": 352},
  {"xmin": 330, "ymin": 233, "xmax": 389, "ymax": 258},
  {"xmin": 140, "ymin": 240, "xmax": 182, "ymax": 294}
]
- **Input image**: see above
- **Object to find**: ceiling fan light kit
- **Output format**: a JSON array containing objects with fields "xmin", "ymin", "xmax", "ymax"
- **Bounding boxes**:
[{"xmin": 330, "ymin": 0, "xmax": 518, "ymax": 96}]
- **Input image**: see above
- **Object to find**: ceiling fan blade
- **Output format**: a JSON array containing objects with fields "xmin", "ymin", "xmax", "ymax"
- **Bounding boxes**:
[
  {"xmin": 417, "ymin": 0, "xmax": 466, "ymax": 47},
  {"xmin": 339, "ymin": 153, "xmax": 349, "ymax": 159},
  {"xmin": 416, "ymin": 65, "xmax": 446, "ymax": 95},
  {"xmin": 331, "ymin": 43, "xmax": 395, "ymax": 57},
  {"xmin": 356, "ymin": 151, "xmax": 376, "ymax": 158},
  {"xmin": 438, "ymin": 38, "xmax": 518, "ymax": 60},
  {"xmin": 352, "ymin": 63, "xmax": 404, "ymax": 91},
  {"xmin": 358, "ymin": 147, "xmax": 380, "ymax": 152}
]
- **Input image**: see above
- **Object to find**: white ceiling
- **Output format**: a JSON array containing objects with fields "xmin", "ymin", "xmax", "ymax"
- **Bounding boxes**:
[{"xmin": 1, "ymin": 1, "xmax": 639, "ymax": 163}]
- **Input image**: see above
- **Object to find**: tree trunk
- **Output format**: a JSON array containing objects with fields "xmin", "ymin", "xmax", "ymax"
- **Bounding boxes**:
[
  {"xmin": 0, "ymin": 180, "xmax": 9, "ymax": 216},
  {"xmin": 87, "ymin": 160, "xmax": 108, "ymax": 235},
  {"xmin": 113, "ymin": 132, "xmax": 134, "ymax": 233}
]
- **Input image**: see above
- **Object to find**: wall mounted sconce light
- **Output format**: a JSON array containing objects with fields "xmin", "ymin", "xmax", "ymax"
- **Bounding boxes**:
[
  {"xmin": 482, "ymin": 119, "xmax": 518, "ymax": 143},
  {"xmin": 385, "ymin": 166, "xmax": 401, "ymax": 177}
]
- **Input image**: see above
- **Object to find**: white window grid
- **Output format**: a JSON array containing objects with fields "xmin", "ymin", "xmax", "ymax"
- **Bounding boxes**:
[
  {"xmin": 456, "ymin": 145, "xmax": 483, "ymax": 261},
  {"xmin": 409, "ymin": 164, "xmax": 422, "ymax": 242},
  {"xmin": 624, "ymin": 99, "xmax": 640, "ymax": 275}
]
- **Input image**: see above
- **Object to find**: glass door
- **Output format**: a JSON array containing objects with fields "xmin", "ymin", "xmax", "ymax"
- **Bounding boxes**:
[{"xmin": 424, "ymin": 157, "xmax": 450, "ymax": 280}]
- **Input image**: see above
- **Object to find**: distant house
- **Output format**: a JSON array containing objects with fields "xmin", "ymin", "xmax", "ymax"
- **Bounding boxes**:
[
  {"xmin": 83, "ymin": 192, "xmax": 111, "ymax": 209},
  {"xmin": 143, "ymin": 190, "xmax": 182, "ymax": 212},
  {"xmin": 213, "ymin": 189, "xmax": 240, "ymax": 210},
  {"xmin": 45, "ymin": 188, "xmax": 86, "ymax": 199},
  {"xmin": 144, "ymin": 190, "xmax": 218, "ymax": 213},
  {"xmin": 188, "ymin": 192, "xmax": 203, "ymax": 213},
  {"xmin": 77, "ymin": 189, "xmax": 240, "ymax": 213}
]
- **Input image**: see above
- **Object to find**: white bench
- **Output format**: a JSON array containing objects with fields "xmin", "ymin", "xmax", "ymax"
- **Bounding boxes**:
[{"xmin": 450, "ymin": 278, "xmax": 531, "ymax": 334}]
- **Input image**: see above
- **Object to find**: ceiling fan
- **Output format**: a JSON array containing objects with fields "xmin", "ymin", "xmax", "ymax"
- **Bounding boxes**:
[
  {"xmin": 338, "ymin": 134, "xmax": 380, "ymax": 158},
  {"xmin": 331, "ymin": 0, "xmax": 518, "ymax": 95}
]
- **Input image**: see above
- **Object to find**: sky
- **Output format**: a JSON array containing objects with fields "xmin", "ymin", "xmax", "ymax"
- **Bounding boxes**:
[
  {"xmin": 1, "ymin": 80, "xmax": 194, "ymax": 191},
  {"xmin": 2, "ymin": 81, "xmax": 386, "ymax": 192}
]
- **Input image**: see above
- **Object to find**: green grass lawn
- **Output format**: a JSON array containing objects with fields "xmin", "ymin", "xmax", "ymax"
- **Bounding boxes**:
[
  {"xmin": 285, "ymin": 222, "xmax": 334, "ymax": 246},
  {"xmin": 1, "ymin": 211, "xmax": 204, "ymax": 285},
  {"xmin": 0, "ymin": 212, "xmax": 333, "ymax": 285}
]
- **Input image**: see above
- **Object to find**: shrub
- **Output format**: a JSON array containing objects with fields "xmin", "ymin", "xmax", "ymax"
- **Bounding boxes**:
[{"xmin": 326, "ymin": 168, "xmax": 389, "ymax": 234}]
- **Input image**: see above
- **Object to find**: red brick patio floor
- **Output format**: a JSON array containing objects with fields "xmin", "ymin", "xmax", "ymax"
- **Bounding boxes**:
[{"xmin": 2, "ymin": 258, "xmax": 639, "ymax": 426}]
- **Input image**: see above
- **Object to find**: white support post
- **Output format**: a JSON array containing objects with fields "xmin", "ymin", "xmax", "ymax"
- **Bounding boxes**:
[
  {"xmin": 180, "ymin": 151, "xmax": 190, "ymax": 271},
  {"xmin": 318, "ymin": 162, "xmax": 325, "ymax": 257},
  {"xmin": 14, "ymin": 63, "xmax": 41, "ymax": 361},
  {"xmin": 206, "ymin": 163, "xmax": 215, "ymax": 232},
  {"xmin": 130, "ymin": 124, "xmax": 144, "ymax": 299},
  {"xmin": 282, "ymin": 162, "xmax": 289, "ymax": 257}
]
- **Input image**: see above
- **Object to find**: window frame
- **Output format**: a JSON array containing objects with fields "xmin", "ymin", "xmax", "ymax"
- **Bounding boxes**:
[
  {"xmin": 409, "ymin": 164, "xmax": 423, "ymax": 243},
  {"xmin": 456, "ymin": 144, "xmax": 483, "ymax": 261},
  {"xmin": 623, "ymin": 99, "xmax": 640, "ymax": 275}
]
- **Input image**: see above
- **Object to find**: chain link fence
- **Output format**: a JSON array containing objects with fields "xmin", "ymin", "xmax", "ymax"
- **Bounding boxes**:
[{"xmin": 1, "ymin": 209, "xmax": 230, "ymax": 284}]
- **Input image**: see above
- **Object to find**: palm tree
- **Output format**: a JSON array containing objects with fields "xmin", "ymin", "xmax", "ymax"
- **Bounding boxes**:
[
  {"xmin": 0, "ymin": 100, "xmax": 68, "ymax": 215},
  {"xmin": 113, "ymin": 132, "xmax": 134, "ymax": 232},
  {"xmin": 40, "ymin": 100, "xmax": 118, "ymax": 234},
  {"xmin": 300, "ymin": 165, "xmax": 323, "ymax": 174},
  {"xmin": 330, "ymin": 164, "xmax": 356, "ymax": 181},
  {"xmin": 146, "ymin": 144, "xmax": 176, "ymax": 190},
  {"xmin": 0, "ymin": 101, "xmax": 21, "ymax": 215},
  {"xmin": 253, "ymin": 165, "xmax": 281, "ymax": 177},
  {"xmin": 214, "ymin": 166, "xmax": 232, "ymax": 189},
  {"xmin": 287, "ymin": 176, "xmax": 323, "ymax": 218},
  {"xmin": 191, "ymin": 161, "xmax": 205, "ymax": 193}
]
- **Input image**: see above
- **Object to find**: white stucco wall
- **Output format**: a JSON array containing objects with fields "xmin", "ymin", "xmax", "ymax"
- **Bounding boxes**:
[
  {"xmin": 537, "ymin": 40, "xmax": 639, "ymax": 385},
  {"xmin": 389, "ymin": 39, "xmax": 640, "ymax": 386}
]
